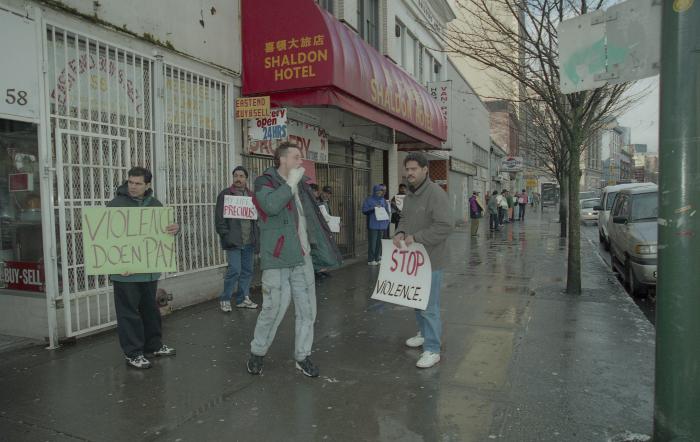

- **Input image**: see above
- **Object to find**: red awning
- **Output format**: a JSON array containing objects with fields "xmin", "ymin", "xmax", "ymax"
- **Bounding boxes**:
[{"xmin": 241, "ymin": 0, "xmax": 448, "ymax": 148}]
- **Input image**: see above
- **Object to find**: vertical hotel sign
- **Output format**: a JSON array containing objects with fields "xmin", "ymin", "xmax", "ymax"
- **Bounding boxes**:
[{"xmin": 428, "ymin": 81, "xmax": 451, "ymax": 149}]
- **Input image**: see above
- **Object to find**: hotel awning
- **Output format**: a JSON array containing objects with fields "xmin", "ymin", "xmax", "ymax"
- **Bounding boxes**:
[{"xmin": 241, "ymin": 0, "xmax": 448, "ymax": 149}]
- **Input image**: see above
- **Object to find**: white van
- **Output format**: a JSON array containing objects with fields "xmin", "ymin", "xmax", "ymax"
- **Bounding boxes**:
[{"xmin": 596, "ymin": 182, "xmax": 656, "ymax": 250}]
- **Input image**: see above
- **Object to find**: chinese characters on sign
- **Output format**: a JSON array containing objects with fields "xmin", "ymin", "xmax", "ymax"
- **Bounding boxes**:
[
  {"xmin": 263, "ymin": 34, "xmax": 328, "ymax": 82},
  {"xmin": 235, "ymin": 96, "xmax": 270, "ymax": 119}
]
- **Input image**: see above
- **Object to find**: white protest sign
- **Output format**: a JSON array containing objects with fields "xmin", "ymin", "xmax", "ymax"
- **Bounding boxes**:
[
  {"xmin": 394, "ymin": 194, "xmax": 405, "ymax": 211},
  {"xmin": 327, "ymin": 216, "xmax": 341, "ymax": 233},
  {"xmin": 371, "ymin": 240, "xmax": 432, "ymax": 310},
  {"xmin": 223, "ymin": 195, "xmax": 258, "ymax": 220}
]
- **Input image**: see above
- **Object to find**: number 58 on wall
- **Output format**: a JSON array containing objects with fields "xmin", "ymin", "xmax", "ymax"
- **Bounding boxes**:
[{"xmin": 5, "ymin": 89, "xmax": 29, "ymax": 106}]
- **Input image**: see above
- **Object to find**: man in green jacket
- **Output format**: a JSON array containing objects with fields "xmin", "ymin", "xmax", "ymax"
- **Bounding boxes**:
[
  {"xmin": 393, "ymin": 152, "xmax": 453, "ymax": 369},
  {"xmin": 247, "ymin": 142, "xmax": 342, "ymax": 378},
  {"xmin": 107, "ymin": 167, "xmax": 179, "ymax": 369}
]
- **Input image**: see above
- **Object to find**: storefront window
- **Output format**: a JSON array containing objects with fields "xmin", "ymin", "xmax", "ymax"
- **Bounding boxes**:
[{"xmin": 0, "ymin": 119, "xmax": 44, "ymax": 293}]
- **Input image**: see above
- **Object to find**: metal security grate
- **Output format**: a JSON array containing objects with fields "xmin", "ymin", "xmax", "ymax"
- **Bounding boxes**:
[
  {"xmin": 163, "ymin": 64, "xmax": 230, "ymax": 274},
  {"xmin": 46, "ymin": 25, "xmax": 156, "ymax": 336}
]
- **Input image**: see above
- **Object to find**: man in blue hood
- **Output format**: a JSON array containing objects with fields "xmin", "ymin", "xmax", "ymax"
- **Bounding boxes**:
[{"xmin": 362, "ymin": 184, "xmax": 391, "ymax": 265}]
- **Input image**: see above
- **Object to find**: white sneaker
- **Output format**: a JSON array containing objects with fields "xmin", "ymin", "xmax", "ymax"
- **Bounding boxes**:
[
  {"xmin": 368, "ymin": 261, "xmax": 375, "ymax": 265},
  {"xmin": 405, "ymin": 332, "xmax": 424, "ymax": 348},
  {"xmin": 220, "ymin": 300, "xmax": 232, "ymax": 312},
  {"xmin": 416, "ymin": 351, "xmax": 440, "ymax": 368},
  {"xmin": 236, "ymin": 297, "xmax": 258, "ymax": 309}
]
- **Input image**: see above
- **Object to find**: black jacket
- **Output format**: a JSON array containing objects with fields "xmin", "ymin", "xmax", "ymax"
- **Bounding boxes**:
[{"xmin": 214, "ymin": 186, "xmax": 259, "ymax": 250}]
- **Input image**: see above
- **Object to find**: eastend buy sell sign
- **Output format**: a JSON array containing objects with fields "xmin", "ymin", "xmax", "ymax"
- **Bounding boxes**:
[{"xmin": 235, "ymin": 96, "xmax": 270, "ymax": 119}]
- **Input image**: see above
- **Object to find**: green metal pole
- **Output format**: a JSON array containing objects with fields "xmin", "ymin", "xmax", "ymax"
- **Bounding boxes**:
[{"xmin": 654, "ymin": 1, "xmax": 700, "ymax": 440}]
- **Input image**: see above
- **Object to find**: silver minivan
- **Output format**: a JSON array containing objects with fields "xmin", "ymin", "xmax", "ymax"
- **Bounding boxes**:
[
  {"xmin": 607, "ymin": 185, "xmax": 658, "ymax": 297},
  {"xmin": 596, "ymin": 182, "xmax": 656, "ymax": 250}
]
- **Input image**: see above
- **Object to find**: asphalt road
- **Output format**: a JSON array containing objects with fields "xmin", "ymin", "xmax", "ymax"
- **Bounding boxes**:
[{"xmin": 580, "ymin": 221, "xmax": 656, "ymax": 325}]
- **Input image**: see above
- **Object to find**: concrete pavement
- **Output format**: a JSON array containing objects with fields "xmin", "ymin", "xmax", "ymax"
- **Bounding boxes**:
[{"xmin": 0, "ymin": 208, "xmax": 655, "ymax": 441}]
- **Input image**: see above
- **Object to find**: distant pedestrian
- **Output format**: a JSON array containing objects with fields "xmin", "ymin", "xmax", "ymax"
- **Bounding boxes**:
[
  {"xmin": 518, "ymin": 189, "xmax": 528, "ymax": 221},
  {"xmin": 469, "ymin": 191, "xmax": 484, "ymax": 236},
  {"xmin": 108, "ymin": 166, "xmax": 179, "ymax": 369},
  {"xmin": 488, "ymin": 190, "xmax": 500, "ymax": 231},
  {"xmin": 499, "ymin": 190, "xmax": 509, "ymax": 225},
  {"xmin": 390, "ymin": 183, "xmax": 407, "ymax": 231},
  {"xmin": 247, "ymin": 142, "xmax": 342, "ymax": 378},
  {"xmin": 215, "ymin": 166, "xmax": 259, "ymax": 312},
  {"xmin": 320, "ymin": 185, "xmax": 333, "ymax": 215},
  {"xmin": 313, "ymin": 184, "xmax": 334, "ymax": 280},
  {"xmin": 394, "ymin": 152, "xmax": 452, "ymax": 369},
  {"xmin": 362, "ymin": 184, "xmax": 391, "ymax": 265},
  {"xmin": 507, "ymin": 190, "xmax": 515, "ymax": 221}
]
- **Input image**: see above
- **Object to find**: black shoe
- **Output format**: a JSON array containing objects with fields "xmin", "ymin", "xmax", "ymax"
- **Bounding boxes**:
[
  {"xmin": 247, "ymin": 354, "xmax": 264, "ymax": 375},
  {"xmin": 320, "ymin": 271, "xmax": 331, "ymax": 278},
  {"xmin": 295, "ymin": 357, "xmax": 320, "ymax": 377}
]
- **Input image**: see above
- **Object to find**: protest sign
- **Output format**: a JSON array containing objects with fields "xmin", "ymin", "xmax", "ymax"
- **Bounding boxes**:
[
  {"xmin": 82, "ymin": 207, "xmax": 177, "ymax": 275},
  {"xmin": 371, "ymin": 240, "xmax": 432, "ymax": 310},
  {"xmin": 394, "ymin": 194, "xmax": 405, "ymax": 211},
  {"xmin": 223, "ymin": 195, "xmax": 258, "ymax": 220}
]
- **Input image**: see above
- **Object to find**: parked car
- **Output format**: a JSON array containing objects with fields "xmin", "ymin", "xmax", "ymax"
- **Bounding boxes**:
[
  {"xmin": 596, "ymin": 182, "xmax": 656, "ymax": 250},
  {"xmin": 580, "ymin": 198, "xmax": 600, "ymax": 223},
  {"xmin": 607, "ymin": 185, "xmax": 658, "ymax": 297}
]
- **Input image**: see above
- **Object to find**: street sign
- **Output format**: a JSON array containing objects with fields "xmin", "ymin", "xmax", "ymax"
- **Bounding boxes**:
[{"xmin": 558, "ymin": 0, "xmax": 661, "ymax": 93}]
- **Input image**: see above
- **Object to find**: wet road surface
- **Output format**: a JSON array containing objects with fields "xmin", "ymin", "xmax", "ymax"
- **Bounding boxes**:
[{"xmin": 0, "ymin": 209, "xmax": 655, "ymax": 441}]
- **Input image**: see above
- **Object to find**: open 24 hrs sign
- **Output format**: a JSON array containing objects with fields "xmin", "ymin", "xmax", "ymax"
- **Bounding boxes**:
[{"xmin": 0, "ymin": 10, "xmax": 39, "ymax": 121}]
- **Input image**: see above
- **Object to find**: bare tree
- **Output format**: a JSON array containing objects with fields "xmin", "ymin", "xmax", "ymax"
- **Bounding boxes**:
[{"xmin": 439, "ymin": 0, "xmax": 640, "ymax": 294}]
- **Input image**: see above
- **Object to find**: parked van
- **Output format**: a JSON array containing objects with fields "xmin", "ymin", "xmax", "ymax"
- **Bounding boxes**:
[{"xmin": 596, "ymin": 182, "xmax": 656, "ymax": 250}]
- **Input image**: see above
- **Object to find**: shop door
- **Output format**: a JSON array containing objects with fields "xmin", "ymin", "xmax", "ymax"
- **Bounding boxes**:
[{"xmin": 55, "ymin": 130, "xmax": 132, "ymax": 337}]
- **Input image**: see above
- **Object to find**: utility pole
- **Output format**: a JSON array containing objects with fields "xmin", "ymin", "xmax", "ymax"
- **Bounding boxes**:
[{"xmin": 654, "ymin": 1, "xmax": 700, "ymax": 440}]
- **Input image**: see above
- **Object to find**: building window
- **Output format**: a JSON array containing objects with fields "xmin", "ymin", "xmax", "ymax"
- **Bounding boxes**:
[
  {"xmin": 318, "ymin": 0, "xmax": 334, "ymax": 13},
  {"xmin": 358, "ymin": 0, "xmax": 380, "ymax": 49}
]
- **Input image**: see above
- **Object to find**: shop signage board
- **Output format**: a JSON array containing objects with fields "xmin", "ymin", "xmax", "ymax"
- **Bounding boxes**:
[
  {"xmin": 0, "ymin": 10, "xmax": 40, "ymax": 121},
  {"xmin": 2, "ymin": 261, "xmax": 44, "ymax": 292},
  {"xmin": 235, "ymin": 96, "xmax": 270, "ymax": 119},
  {"xmin": 371, "ymin": 240, "xmax": 432, "ymax": 311},
  {"xmin": 248, "ymin": 119, "xmax": 328, "ymax": 163},
  {"xmin": 501, "ymin": 156, "xmax": 524, "ymax": 172},
  {"xmin": 428, "ymin": 81, "xmax": 451, "ymax": 149},
  {"xmin": 81, "ymin": 207, "xmax": 177, "ymax": 275},
  {"xmin": 223, "ymin": 195, "xmax": 258, "ymax": 220},
  {"xmin": 247, "ymin": 108, "xmax": 288, "ymax": 141}
]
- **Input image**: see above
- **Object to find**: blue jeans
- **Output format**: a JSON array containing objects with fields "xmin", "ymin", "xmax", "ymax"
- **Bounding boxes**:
[
  {"xmin": 220, "ymin": 244, "xmax": 255, "ymax": 304},
  {"xmin": 415, "ymin": 270, "xmax": 443, "ymax": 353},
  {"xmin": 368, "ymin": 229, "xmax": 383, "ymax": 262}
]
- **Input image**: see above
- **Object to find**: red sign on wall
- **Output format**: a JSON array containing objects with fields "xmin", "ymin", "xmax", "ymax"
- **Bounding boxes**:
[{"xmin": 2, "ymin": 261, "xmax": 45, "ymax": 292}]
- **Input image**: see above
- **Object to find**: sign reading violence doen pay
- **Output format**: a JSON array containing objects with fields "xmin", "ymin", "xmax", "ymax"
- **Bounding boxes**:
[
  {"xmin": 82, "ymin": 207, "xmax": 177, "ymax": 275},
  {"xmin": 371, "ymin": 240, "xmax": 432, "ymax": 310}
]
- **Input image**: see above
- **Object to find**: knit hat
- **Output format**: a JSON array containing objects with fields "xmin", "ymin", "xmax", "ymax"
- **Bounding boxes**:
[{"xmin": 232, "ymin": 166, "xmax": 249, "ymax": 178}]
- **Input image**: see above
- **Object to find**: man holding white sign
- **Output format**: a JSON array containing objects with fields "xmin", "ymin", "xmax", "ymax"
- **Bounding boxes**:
[
  {"xmin": 392, "ymin": 153, "xmax": 452, "ymax": 369},
  {"xmin": 215, "ymin": 166, "xmax": 259, "ymax": 312}
]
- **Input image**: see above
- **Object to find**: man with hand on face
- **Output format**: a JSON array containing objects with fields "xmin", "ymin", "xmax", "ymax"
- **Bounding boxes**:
[
  {"xmin": 107, "ymin": 166, "xmax": 180, "ymax": 369},
  {"xmin": 215, "ymin": 166, "xmax": 259, "ymax": 312},
  {"xmin": 393, "ymin": 152, "xmax": 452, "ymax": 369},
  {"xmin": 247, "ymin": 142, "xmax": 342, "ymax": 378}
]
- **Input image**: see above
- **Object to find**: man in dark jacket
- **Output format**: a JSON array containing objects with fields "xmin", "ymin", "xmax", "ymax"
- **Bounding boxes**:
[
  {"xmin": 362, "ymin": 184, "xmax": 391, "ymax": 265},
  {"xmin": 247, "ymin": 142, "xmax": 342, "ymax": 378},
  {"xmin": 107, "ymin": 166, "xmax": 179, "ymax": 369},
  {"xmin": 215, "ymin": 166, "xmax": 259, "ymax": 312},
  {"xmin": 469, "ymin": 191, "xmax": 483, "ymax": 236},
  {"xmin": 393, "ymin": 152, "xmax": 452, "ymax": 369}
]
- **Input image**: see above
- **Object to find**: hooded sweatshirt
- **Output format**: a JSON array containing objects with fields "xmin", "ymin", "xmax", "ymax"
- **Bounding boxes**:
[{"xmin": 361, "ymin": 184, "xmax": 391, "ymax": 231}]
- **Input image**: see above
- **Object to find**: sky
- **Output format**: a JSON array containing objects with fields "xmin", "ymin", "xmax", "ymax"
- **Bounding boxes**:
[{"xmin": 617, "ymin": 77, "xmax": 659, "ymax": 153}]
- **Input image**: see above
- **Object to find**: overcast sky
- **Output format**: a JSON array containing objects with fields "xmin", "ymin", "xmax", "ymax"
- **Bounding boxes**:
[{"xmin": 617, "ymin": 77, "xmax": 659, "ymax": 153}]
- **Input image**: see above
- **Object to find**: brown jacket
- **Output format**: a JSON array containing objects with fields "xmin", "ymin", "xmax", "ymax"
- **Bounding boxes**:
[{"xmin": 396, "ymin": 178, "xmax": 452, "ymax": 270}]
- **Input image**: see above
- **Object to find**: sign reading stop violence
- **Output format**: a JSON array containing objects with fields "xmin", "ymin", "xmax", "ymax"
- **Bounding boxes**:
[{"xmin": 371, "ymin": 240, "xmax": 432, "ymax": 310}]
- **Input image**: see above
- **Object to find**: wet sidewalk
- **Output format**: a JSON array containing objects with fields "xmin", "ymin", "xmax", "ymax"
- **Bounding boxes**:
[{"xmin": 0, "ymin": 209, "xmax": 655, "ymax": 442}]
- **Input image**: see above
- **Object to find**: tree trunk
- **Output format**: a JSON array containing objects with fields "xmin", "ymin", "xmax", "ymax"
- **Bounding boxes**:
[
  {"xmin": 566, "ymin": 140, "xmax": 582, "ymax": 295},
  {"xmin": 559, "ymin": 173, "xmax": 568, "ymax": 238}
]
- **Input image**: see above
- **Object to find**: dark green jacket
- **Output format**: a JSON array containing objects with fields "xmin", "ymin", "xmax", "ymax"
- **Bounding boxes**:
[
  {"xmin": 107, "ymin": 183, "xmax": 164, "ymax": 283},
  {"xmin": 214, "ymin": 186, "xmax": 259, "ymax": 251},
  {"xmin": 253, "ymin": 167, "xmax": 342, "ymax": 271}
]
